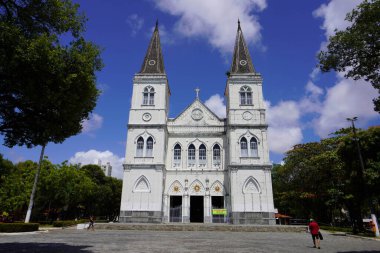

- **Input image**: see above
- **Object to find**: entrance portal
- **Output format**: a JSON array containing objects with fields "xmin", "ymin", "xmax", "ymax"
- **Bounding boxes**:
[
  {"xmin": 170, "ymin": 196, "xmax": 182, "ymax": 222},
  {"xmin": 212, "ymin": 196, "xmax": 225, "ymax": 223},
  {"xmin": 190, "ymin": 196, "xmax": 204, "ymax": 223}
]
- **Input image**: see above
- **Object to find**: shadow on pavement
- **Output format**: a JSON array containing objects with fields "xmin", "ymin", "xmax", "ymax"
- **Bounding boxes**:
[
  {"xmin": 337, "ymin": 251, "xmax": 380, "ymax": 253},
  {"xmin": 0, "ymin": 243, "xmax": 93, "ymax": 253}
]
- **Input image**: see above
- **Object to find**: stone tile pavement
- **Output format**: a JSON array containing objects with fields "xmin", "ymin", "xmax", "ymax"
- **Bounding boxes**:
[{"xmin": 0, "ymin": 229, "xmax": 379, "ymax": 253}]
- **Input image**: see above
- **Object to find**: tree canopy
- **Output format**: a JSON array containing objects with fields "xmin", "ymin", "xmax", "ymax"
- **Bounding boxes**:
[
  {"xmin": 0, "ymin": 0, "xmax": 103, "ymax": 222},
  {"xmin": 0, "ymin": 0, "xmax": 103, "ymax": 148},
  {"xmin": 0, "ymin": 157, "xmax": 122, "ymax": 222},
  {"xmin": 273, "ymin": 126, "xmax": 380, "ymax": 232},
  {"xmin": 318, "ymin": 0, "xmax": 380, "ymax": 112}
]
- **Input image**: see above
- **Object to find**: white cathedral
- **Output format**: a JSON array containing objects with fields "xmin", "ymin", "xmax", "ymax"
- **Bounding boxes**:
[{"xmin": 120, "ymin": 22, "xmax": 275, "ymax": 225}]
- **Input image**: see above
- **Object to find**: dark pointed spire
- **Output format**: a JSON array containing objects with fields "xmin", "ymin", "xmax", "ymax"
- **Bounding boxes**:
[
  {"xmin": 230, "ymin": 20, "xmax": 255, "ymax": 74},
  {"xmin": 139, "ymin": 20, "xmax": 165, "ymax": 74}
]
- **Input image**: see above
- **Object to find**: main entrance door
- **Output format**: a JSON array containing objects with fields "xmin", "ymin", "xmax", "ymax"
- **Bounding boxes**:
[
  {"xmin": 170, "ymin": 196, "xmax": 182, "ymax": 222},
  {"xmin": 190, "ymin": 196, "xmax": 204, "ymax": 223}
]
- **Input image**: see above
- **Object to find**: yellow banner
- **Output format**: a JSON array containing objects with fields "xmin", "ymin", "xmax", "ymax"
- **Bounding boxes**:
[{"xmin": 212, "ymin": 209, "xmax": 227, "ymax": 215}]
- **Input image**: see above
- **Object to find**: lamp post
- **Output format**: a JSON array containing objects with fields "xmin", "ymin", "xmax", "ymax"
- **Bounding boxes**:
[
  {"xmin": 346, "ymin": 117, "xmax": 379, "ymax": 237},
  {"xmin": 346, "ymin": 117, "xmax": 365, "ymax": 173}
]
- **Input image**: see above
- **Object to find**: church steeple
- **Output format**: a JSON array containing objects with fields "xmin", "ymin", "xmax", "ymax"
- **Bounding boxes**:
[
  {"xmin": 139, "ymin": 21, "xmax": 165, "ymax": 74},
  {"xmin": 230, "ymin": 20, "xmax": 255, "ymax": 74}
]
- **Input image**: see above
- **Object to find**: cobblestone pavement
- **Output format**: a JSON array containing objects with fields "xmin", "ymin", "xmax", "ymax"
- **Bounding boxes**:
[{"xmin": 0, "ymin": 229, "xmax": 379, "ymax": 253}]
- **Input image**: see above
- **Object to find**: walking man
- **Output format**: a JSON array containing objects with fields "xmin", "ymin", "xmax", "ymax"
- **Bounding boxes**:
[
  {"xmin": 309, "ymin": 219, "xmax": 321, "ymax": 249},
  {"xmin": 88, "ymin": 216, "xmax": 95, "ymax": 231}
]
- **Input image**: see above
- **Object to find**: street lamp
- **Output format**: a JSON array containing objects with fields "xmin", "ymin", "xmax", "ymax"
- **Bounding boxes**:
[
  {"xmin": 346, "ymin": 117, "xmax": 365, "ymax": 173},
  {"xmin": 346, "ymin": 117, "xmax": 380, "ymax": 237}
]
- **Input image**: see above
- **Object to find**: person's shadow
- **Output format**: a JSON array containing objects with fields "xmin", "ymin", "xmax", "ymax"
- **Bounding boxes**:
[{"xmin": 0, "ymin": 242, "xmax": 93, "ymax": 253}]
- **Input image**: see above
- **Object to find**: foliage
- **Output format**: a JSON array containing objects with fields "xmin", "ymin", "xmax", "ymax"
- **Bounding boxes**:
[
  {"xmin": 0, "ymin": 222, "xmax": 39, "ymax": 233},
  {"xmin": 0, "ymin": 158, "xmax": 122, "ymax": 222},
  {"xmin": 52, "ymin": 219, "xmax": 86, "ymax": 227},
  {"xmin": 318, "ymin": 0, "xmax": 380, "ymax": 112},
  {"xmin": 0, "ymin": 160, "xmax": 37, "ymax": 218},
  {"xmin": 273, "ymin": 127, "xmax": 380, "ymax": 232},
  {"xmin": 0, "ymin": 0, "xmax": 103, "ymax": 147},
  {"xmin": 319, "ymin": 225, "xmax": 352, "ymax": 233},
  {"xmin": 0, "ymin": 0, "xmax": 103, "ymax": 223},
  {"xmin": 0, "ymin": 154, "xmax": 13, "ymax": 185}
]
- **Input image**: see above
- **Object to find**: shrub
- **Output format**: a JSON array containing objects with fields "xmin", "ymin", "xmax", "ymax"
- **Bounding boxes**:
[
  {"xmin": 0, "ymin": 223, "xmax": 39, "ymax": 233},
  {"xmin": 320, "ymin": 225, "xmax": 352, "ymax": 233},
  {"xmin": 52, "ymin": 219, "xmax": 87, "ymax": 227}
]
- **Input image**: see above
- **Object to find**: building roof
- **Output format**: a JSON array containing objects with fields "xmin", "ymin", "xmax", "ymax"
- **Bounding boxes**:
[
  {"xmin": 139, "ymin": 21, "xmax": 165, "ymax": 74},
  {"xmin": 230, "ymin": 20, "xmax": 256, "ymax": 74}
]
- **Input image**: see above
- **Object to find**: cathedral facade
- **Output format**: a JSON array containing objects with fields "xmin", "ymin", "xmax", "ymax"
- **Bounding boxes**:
[{"xmin": 120, "ymin": 22, "xmax": 275, "ymax": 224}]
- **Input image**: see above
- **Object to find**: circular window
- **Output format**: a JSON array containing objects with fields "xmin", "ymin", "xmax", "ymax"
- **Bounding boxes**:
[
  {"xmin": 191, "ymin": 109, "xmax": 203, "ymax": 121},
  {"xmin": 142, "ymin": 113, "xmax": 152, "ymax": 122},
  {"xmin": 239, "ymin": 60, "xmax": 247, "ymax": 66},
  {"xmin": 243, "ymin": 111, "xmax": 253, "ymax": 120},
  {"xmin": 148, "ymin": 60, "xmax": 156, "ymax": 66}
]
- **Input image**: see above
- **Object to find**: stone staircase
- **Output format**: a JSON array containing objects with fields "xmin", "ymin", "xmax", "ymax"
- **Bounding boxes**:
[{"xmin": 93, "ymin": 223, "xmax": 306, "ymax": 232}]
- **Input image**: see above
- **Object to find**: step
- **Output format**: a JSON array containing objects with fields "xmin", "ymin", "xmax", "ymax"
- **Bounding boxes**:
[{"xmin": 91, "ymin": 223, "xmax": 306, "ymax": 232}]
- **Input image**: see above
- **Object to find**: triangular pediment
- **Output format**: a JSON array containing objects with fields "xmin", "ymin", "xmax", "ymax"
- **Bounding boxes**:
[{"xmin": 170, "ymin": 99, "xmax": 224, "ymax": 126}]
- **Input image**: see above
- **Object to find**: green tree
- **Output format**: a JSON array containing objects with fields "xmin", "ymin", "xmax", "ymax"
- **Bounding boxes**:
[
  {"xmin": 273, "ymin": 141, "xmax": 344, "ymax": 222},
  {"xmin": 273, "ymin": 127, "xmax": 380, "ymax": 233},
  {"xmin": 80, "ymin": 164, "xmax": 122, "ymax": 220},
  {"xmin": 318, "ymin": 0, "xmax": 380, "ymax": 112},
  {"xmin": 0, "ymin": 160, "xmax": 37, "ymax": 219},
  {"xmin": 0, "ymin": 154, "xmax": 13, "ymax": 186},
  {"xmin": 0, "ymin": 0, "xmax": 103, "ymax": 222},
  {"xmin": 35, "ymin": 162, "xmax": 97, "ymax": 220}
]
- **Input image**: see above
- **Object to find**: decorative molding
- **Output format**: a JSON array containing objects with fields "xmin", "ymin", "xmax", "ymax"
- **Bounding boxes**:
[
  {"xmin": 242, "ymin": 176, "xmax": 261, "ymax": 194},
  {"xmin": 142, "ymin": 113, "xmax": 152, "ymax": 122},
  {"xmin": 189, "ymin": 179, "xmax": 205, "ymax": 195},
  {"xmin": 133, "ymin": 175, "xmax": 151, "ymax": 193},
  {"xmin": 168, "ymin": 180, "xmax": 184, "ymax": 195}
]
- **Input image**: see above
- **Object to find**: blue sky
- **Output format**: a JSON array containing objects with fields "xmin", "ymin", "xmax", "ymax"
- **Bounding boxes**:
[{"xmin": 1, "ymin": 0, "xmax": 379, "ymax": 178}]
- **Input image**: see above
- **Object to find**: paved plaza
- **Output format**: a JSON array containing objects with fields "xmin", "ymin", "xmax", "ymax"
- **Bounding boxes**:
[{"xmin": 0, "ymin": 229, "xmax": 379, "ymax": 253}]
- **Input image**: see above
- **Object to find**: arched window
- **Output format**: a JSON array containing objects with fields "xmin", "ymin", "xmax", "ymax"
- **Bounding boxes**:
[
  {"xmin": 136, "ymin": 137, "xmax": 144, "ymax": 157},
  {"xmin": 173, "ymin": 144, "xmax": 181, "ymax": 167},
  {"xmin": 188, "ymin": 144, "xmax": 196, "ymax": 167},
  {"xmin": 213, "ymin": 144, "xmax": 221, "ymax": 167},
  {"xmin": 199, "ymin": 144, "xmax": 207, "ymax": 167},
  {"xmin": 250, "ymin": 138, "xmax": 258, "ymax": 157},
  {"xmin": 143, "ymin": 86, "xmax": 154, "ymax": 105},
  {"xmin": 146, "ymin": 137, "xmax": 153, "ymax": 157},
  {"xmin": 241, "ymin": 137, "xmax": 248, "ymax": 157},
  {"xmin": 240, "ymin": 86, "xmax": 252, "ymax": 105}
]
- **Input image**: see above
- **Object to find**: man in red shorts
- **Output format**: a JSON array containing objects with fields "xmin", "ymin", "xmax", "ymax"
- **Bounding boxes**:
[{"xmin": 309, "ymin": 219, "xmax": 321, "ymax": 249}]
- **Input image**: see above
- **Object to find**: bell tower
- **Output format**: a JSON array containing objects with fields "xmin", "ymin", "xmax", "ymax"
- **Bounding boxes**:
[
  {"xmin": 120, "ymin": 21, "xmax": 170, "ymax": 223},
  {"xmin": 225, "ymin": 21, "xmax": 275, "ymax": 224}
]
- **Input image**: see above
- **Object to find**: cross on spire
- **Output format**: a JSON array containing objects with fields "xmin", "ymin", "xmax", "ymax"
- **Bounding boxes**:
[{"xmin": 195, "ymin": 88, "xmax": 200, "ymax": 99}]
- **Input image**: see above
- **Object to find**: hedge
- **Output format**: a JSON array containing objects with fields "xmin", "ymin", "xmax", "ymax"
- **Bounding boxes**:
[
  {"xmin": 320, "ymin": 225, "xmax": 352, "ymax": 233},
  {"xmin": 52, "ymin": 219, "xmax": 87, "ymax": 227},
  {"xmin": 0, "ymin": 223, "xmax": 39, "ymax": 233}
]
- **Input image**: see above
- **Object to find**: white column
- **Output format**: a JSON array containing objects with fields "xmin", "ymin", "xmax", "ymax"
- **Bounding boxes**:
[
  {"xmin": 163, "ymin": 194, "xmax": 169, "ymax": 223},
  {"xmin": 183, "ymin": 194, "xmax": 189, "ymax": 223}
]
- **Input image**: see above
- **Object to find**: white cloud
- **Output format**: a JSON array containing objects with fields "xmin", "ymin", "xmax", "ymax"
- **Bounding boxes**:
[
  {"xmin": 314, "ymin": 78, "xmax": 378, "ymax": 137},
  {"xmin": 152, "ymin": 0, "xmax": 267, "ymax": 54},
  {"xmin": 266, "ymin": 101, "xmax": 303, "ymax": 154},
  {"xmin": 205, "ymin": 94, "xmax": 226, "ymax": 118},
  {"xmin": 313, "ymin": 0, "xmax": 361, "ymax": 38},
  {"xmin": 299, "ymin": 81, "xmax": 323, "ymax": 114},
  {"xmin": 82, "ymin": 113, "xmax": 103, "ymax": 134},
  {"xmin": 310, "ymin": 0, "xmax": 379, "ymax": 137},
  {"xmin": 69, "ymin": 150, "xmax": 125, "ymax": 179},
  {"xmin": 126, "ymin": 14, "xmax": 144, "ymax": 36}
]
